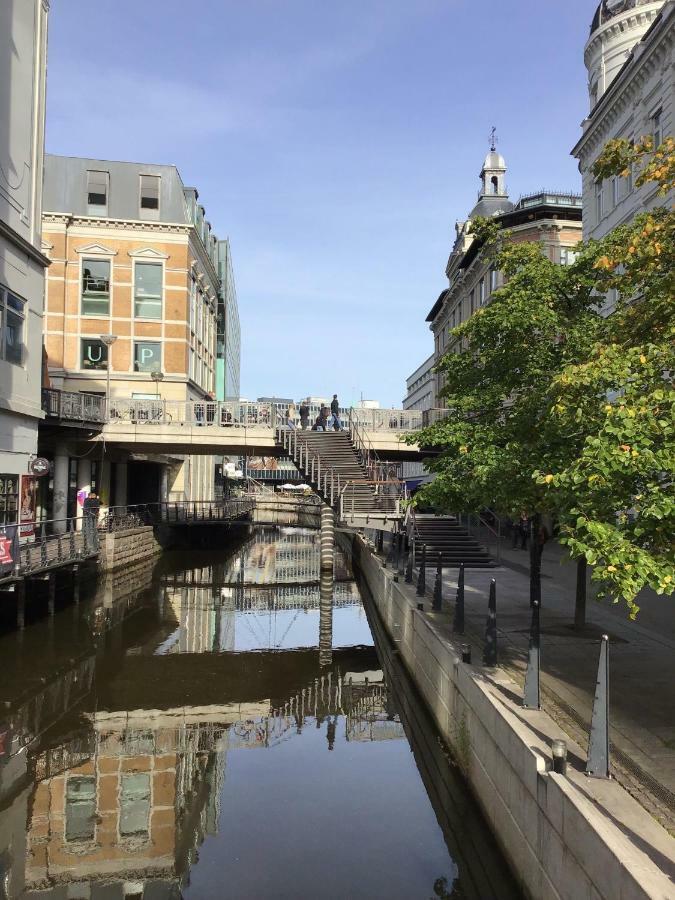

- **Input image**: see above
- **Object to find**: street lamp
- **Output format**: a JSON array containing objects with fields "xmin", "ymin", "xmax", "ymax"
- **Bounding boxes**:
[
  {"xmin": 99, "ymin": 333, "xmax": 117, "ymax": 419},
  {"xmin": 150, "ymin": 369, "xmax": 165, "ymax": 399}
]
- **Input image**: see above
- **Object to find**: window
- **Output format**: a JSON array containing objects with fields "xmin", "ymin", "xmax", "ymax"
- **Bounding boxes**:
[
  {"xmin": 134, "ymin": 341, "xmax": 161, "ymax": 373},
  {"xmin": 81, "ymin": 339, "xmax": 108, "ymax": 371},
  {"xmin": 139, "ymin": 175, "xmax": 160, "ymax": 219},
  {"xmin": 595, "ymin": 180, "xmax": 604, "ymax": 223},
  {"xmin": 490, "ymin": 269, "xmax": 498, "ymax": 294},
  {"xmin": 479, "ymin": 277, "xmax": 486, "ymax": 306},
  {"xmin": 470, "ymin": 288, "xmax": 475, "ymax": 314},
  {"xmin": 120, "ymin": 773, "xmax": 151, "ymax": 838},
  {"xmin": 87, "ymin": 170, "xmax": 108, "ymax": 215},
  {"xmin": 0, "ymin": 287, "xmax": 26, "ymax": 365},
  {"xmin": 134, "ymin": 263, "xmax": 162, "ymax": 318},
  {"xmin": 560, "ymin": 248, "xmax": 578, "ymax": 266},
  {"xmin": 490, "ymin": 175, "xmax": 499, "ymax": 195},
  {"xmin": 652, "ymin": 109, "xmax": 662, "ymax": 150},
  {"xmin": 81, "ymin": 259, "xmax": 110, "ymax": 316},
  {"xmin": 611, "ymin": 176, "xmax": 619, "ymax": 208},
  {"xmin": 0, "ymin": 475, "xmax": 19, "ymax": 526},
  {"xmin": 65, "ymin": 776, "xmax": 96, "ymax": 842}
]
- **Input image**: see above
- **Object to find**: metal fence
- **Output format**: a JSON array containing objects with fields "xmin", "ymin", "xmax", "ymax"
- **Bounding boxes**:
[{"xmin": 42, "ymin": 389, "xmax": 106, "ymax": 424}]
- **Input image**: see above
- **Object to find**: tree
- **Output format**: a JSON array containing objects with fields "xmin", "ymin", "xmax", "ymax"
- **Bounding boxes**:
[{"xmin": 412, "ymin": 137, "xmax": 674, "ymax": 619}]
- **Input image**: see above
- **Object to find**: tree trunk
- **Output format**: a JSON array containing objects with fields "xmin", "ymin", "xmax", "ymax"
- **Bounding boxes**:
[
  {"xmin": 574, "ymin": 556, "xmax": 587, "ymax": 631},
  {"xmin": 529, "ymin": 513, "xmax": 542, "ymax": 608}
]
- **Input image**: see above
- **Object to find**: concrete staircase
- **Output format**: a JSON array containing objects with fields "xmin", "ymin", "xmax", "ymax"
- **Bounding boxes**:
[
  {"xmin": 413, "ymin": 514, "xmax": 493, "ymax": 568},
  {"xmin": 276, "ymin": 428, "xmax": 401, "ymax": 529}
]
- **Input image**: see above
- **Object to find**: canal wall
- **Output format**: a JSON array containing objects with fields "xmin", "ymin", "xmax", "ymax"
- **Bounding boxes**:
[
  {"xmin": 341, "ymin": 531, "xmax": 675, "ymax": 900},
  {"xmin": 252, "ymin": 497, "xmax": 321, "ymax": 529},
  {"xmin": 99, "ymin": 526, "xmax": 161, "ymax": 573}
]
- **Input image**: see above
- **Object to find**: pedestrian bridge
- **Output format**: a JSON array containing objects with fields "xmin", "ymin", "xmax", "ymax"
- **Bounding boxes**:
[{"xmin": 98, "ymin": 399, "xmax": 440, "ymax": 459}]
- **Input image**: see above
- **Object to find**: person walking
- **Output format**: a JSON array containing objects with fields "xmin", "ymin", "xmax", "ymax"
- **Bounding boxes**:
[
  {"xmin": 516, "ymin": 512, "xmax": 529, "ymax": 550},
  {"xmin": 287, "ymin": 401, "xmax": 297, "ymax": 429},
  {"xmin": 82, "ymin": 491, "xmax": 100, "ymax": 548},
  {"xmin": 329, "ymin": 394, "xmax": 341, "ymax": 431},
  {"xmin": 299, "ymin": 402, "xmax": 310, "ymax": 430}
]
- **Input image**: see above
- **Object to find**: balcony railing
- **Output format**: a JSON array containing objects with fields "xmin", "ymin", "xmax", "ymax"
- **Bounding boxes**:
[{"xmin": 42, "ymin": 389, "xmax": 106, "ymax": 424}]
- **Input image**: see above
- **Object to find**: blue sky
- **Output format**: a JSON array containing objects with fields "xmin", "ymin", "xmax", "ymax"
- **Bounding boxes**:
[{"xmin": 46, "ymin": 0, "xmax": 594, "ymax": 406}]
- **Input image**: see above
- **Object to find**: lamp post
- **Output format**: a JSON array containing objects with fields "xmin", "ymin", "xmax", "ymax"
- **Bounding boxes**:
[
  {"xmin": 99, "ymin": 333, "xmax": 117, "ymax": 419},
  {"xmin": 151, "ymin": 369, "xmax": 164, "ymax": 399}
]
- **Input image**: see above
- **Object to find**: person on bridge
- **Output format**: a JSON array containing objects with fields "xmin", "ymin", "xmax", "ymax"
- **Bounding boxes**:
[
  {"xmin": 329, "ymin": 394, "xmax": 341, "ymax": 431},
  {"xmin": 299, "ymin": 402, "xmax": 310, "ymax": 430},
  {"xmin": 82, "ymin": 491, "xmax": 100, "ymax": 546},
  {"xmin": 312, "ymin": 410, "xmax": 328, "ymax": 431}
]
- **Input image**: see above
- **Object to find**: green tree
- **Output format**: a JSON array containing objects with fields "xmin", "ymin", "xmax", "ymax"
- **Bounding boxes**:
[{"xmin": 412, "ymin": 137, "xmax": 674, "ymax": 619}]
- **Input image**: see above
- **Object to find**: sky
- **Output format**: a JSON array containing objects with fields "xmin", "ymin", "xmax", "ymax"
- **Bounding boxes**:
[{"xmin": 46, "ymin": 0, "xmax": 594, "ymax": 406}]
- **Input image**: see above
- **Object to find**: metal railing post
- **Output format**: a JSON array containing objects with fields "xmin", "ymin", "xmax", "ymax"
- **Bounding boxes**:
[
  {"xmin": 453, "ymin": 563, "xmax": 465, "ymax": 634},
  {"xmin": 523, "ymin": 601, "xmax": 541, "ymax": 709},
  {"xmin": 586, "ymin": 635, "xmax": 610, "ymax": 778},
  {"xmin": 483, "ymin": 579, "xmax": 498, "ymax": 667},
  {"xmin": 433, "ymin": 553, "xmax": 443, "ymax": 611},
  {"xmin": 416, "ymin": 543, "xmax": 426, "ymax": 596}
]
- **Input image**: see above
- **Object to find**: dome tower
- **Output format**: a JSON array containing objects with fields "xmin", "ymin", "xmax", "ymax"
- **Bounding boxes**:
[
  {"xmin": 586, "ymin": 0, "xmax": 667, "ymax": 108},
  {"xmin": 470, "ymin": 131, "xmax": 514, "ymax": 219}
]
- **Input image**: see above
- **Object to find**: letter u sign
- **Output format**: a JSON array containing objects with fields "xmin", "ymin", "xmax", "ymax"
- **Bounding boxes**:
[{"xmin": 87, "ymin": 345, "xmax": 103, "ymax": 363}]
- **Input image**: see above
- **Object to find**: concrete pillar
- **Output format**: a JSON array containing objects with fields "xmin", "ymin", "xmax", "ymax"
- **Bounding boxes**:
[
  {"xmin": 53, "ymin": 452, "xmax": 69, "ymax": 533},
  {"xmin": 320, "ymin": 505, "xmax": 335, "ymax": 572},
  {"xmin": 76, "ymin": 458, "xmax": 92, "ymax": 531},
  {"xmin": 160, "ymin": 465, "xmax": 169, "ymax": 503},
  {"xmin": 319, "ymin": 571, "xmax": 333, "ymax": 668},
  {"xmin": 114, "ymin": 462, "xmax": 127, "ymax": 508}
]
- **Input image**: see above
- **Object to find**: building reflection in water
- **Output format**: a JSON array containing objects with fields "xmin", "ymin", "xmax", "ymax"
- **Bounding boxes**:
[{"xmin": 0, "ymin": 527, "xmax": 407, "ymax": 899}]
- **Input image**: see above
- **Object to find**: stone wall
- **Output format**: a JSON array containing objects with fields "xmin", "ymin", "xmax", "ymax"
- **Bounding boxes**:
[
  {"xmin": 99, "ymin": 526, "xmax": 162, "ymax": 573},
  {"xmin": 342, "ymin": 531, "xmax": 675, "ymax": 900},
  {"xmin": 252, "ymin": 497, "xmax": 321, "ymax": 529}
]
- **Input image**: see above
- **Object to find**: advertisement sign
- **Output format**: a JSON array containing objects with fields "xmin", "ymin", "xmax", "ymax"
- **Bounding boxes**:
[
  {"xmin": 0, "ymin": 525, "xmax": 19, "ymax": 577},
  {"xmin": 29, "ymin": 457, "xmax": 50, "ymax": 477},
  {"xmin": 20, "ymin": 475, "xmax": 38, "ymax": 538}
]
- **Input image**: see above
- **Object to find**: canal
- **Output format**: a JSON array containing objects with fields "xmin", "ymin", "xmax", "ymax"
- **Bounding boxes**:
[{"xmin": 0, "ymin": 526, "xmax": 521, "ymax": 899}]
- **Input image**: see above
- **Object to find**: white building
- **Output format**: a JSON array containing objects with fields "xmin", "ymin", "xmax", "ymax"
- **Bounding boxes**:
[
  {"xmin": 0, "ymin": 1, "xmax": 50, "ymax": 526},
  {"xmin": 403, "ymin": 355, "xmax": 436, "ymax": 411},
  {"xmin": 572, "ymin": 1, "xmax": 674, "ymax": 243}
]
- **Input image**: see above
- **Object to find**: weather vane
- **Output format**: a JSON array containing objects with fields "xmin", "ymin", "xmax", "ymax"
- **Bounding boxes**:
[{"xmin": 489, "ymin": 126, "xmax": 498, "ymax": 152}]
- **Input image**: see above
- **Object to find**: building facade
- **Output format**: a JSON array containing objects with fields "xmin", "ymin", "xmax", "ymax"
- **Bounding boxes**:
[
  {"xmin": 41, "ymin": 155, "xmax": 230, "ymax": 509},
  {"xmin": 403, "ymin": 354, "xmax": 436, "ymax": 411},
  {"xmin": 426, "ymin": 149, "xmax": 583, "ymax": 401},
  {"xmin": 0, "ymin": 0, "xmax": 50, "ymax": 526},
  {"xmin": 216, "ymin": 239, "xmax": 241, "ymax": 401},
  {"xmin": 573, "ymin": 0, "xmax": 673, "ymax": 244}
]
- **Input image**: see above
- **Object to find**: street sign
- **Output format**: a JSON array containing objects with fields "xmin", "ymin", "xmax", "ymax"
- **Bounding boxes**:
[{"xmin": 29, "ymin": 457, "xmax": 50, "ymax": 477}]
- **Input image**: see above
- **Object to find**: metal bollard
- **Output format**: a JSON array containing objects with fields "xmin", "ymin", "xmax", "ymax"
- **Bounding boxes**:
[
  {"xmin": 586, "ymin": 635, "xmax": 610, "ymax": 778},
  {"xmin": 432, "ymin": 553, "xmax": 443, "ymax": 612},
  {"xmin": 452, "ymin": 563, "xmax": 465, "ymax": 634},
  {"xmin": 461, "ymin": 644, "xmax": 472, "ymax": 664},
  {"xmin": 523, "ymin": 601, "xmax": 541, "ymax": 709},
  {"xmin": 416, "ymin": 544, "xmax": 426, "ymax": 597},
  {"xmin": 482, "ymin": 578, "xmax": 498, "ymax": 667},
  {"xmin": 405, "ymin": 547, "xmax": 413, "ymax": 584}
]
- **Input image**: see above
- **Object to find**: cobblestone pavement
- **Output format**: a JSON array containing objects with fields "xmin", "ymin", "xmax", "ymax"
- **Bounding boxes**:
[{"xmin": 387, "ymin": 538, "xmax": 675, "ymax": 833}]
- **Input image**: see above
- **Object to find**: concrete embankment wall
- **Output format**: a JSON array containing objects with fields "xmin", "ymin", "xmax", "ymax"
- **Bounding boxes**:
[
  {"xmin": 252, "ymin": 498, "xmax": 321, "ymax": 529},
  {"xmin": 341, "ymin": 530, "xmax": 675, "ymax": 900},
  {"xmin": 99, "ymin": 526, "xmax": 161, "ymax": 572}
]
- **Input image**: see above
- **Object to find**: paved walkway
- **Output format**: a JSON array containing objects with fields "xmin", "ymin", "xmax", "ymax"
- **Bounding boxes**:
[{"xmin": 382, "ymin": 538, "xmax": 675, "ymax": 832}]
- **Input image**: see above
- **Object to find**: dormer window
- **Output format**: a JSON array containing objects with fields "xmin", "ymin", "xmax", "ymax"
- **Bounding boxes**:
[
  {"xmin": 139, "ymin": 175, "xmax": 160, "ymax": 220},
  {"xmin": 87, "ymin": 171, "xmax": 108, "ymax": 216}
]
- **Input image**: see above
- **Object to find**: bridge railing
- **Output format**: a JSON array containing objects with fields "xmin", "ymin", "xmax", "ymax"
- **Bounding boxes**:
[
  {"xmin": 0, "ymin": 516, "xmax": 101, "ymax": 580},
  {"xmin": 102, "ymin": 499, "xmax": 255, "ymax": 528},
  {"xmin": 42, "ymin": 388, "xmax": 107, "ymax": 424}
]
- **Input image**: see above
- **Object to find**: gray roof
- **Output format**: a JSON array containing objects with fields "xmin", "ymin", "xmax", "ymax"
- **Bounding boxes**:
[
  {"xmin": 43, "ymin": 154, "xmax": 189, "ymax": 223},
  {"xmin": 469, "ymin": 195, "xmax": 514, "ymax": 218}
]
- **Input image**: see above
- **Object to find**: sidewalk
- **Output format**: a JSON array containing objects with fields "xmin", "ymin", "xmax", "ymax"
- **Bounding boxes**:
[{"xmin": 386, "ymin": 539, "xmax": 675, "ymax": 832}]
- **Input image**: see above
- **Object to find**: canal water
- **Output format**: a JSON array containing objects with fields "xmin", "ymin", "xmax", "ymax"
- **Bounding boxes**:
[{"xmin": 0, "ymin": 526, "xmax": 521, "ymax": 899}]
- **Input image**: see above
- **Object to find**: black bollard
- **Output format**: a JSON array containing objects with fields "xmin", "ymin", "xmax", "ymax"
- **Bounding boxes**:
[
  {"xmin": 586, "ymin": 635, "xmax": 610, "ymax": 778},
  {"xmin": 452, "ymin": 563, "xmax": 465, "ymax": 634},
  {"xmin": 405, "ymin": 544, "xmax": 413, "ymax": 584},
  {"xmin": 432, "ymin": 553, "xmax": 443, "ymax": 612},
  {"xmin": 416, "ymin": 544, "xmax": 426, "ymax": 597},
  {"xmin": 482, "ymin": 578, "xmax": 498, "ymax": 667},
  {"xmin": 461, "ymin": 644, "xmax": 472, "ymax": 664},
  {"xmin": 523, "ymin": 600, "xmax": 541, "ymax": 709}
]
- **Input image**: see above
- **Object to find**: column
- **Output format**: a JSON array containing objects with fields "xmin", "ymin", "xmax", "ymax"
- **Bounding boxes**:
[
  {"xmin": 100, "ymin": 459, "xmax": 112, "ymax": 513},
  {"xmin": 320, "ymin": 504, "xmax": 334, "ymax": 572},
  {"xmin": 114, "ymin": 462, "xmax": 127, "ymax": 508},
  {"xmin": 76, "ymin": 458, "xmax": 92, "ymax": 531},
  {"xmin": 53, "ymin": 451, "xmax": 69, "ymax": 533},
  {"xmin": 160, "ymin": 465, "xmax": 169, "ymax": 503},
  {"xmin": 319, "ymin": 571, "xmax": 333, "ymax": 668}
]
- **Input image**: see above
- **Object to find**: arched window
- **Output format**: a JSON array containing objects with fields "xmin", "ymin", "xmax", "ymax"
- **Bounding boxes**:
[{"xmin": 491, "ymin": 176, "xmax": 499, "ymax": 195}]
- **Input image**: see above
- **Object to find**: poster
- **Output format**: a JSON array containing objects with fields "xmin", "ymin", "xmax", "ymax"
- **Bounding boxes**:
[
  {"xmin": 0, "ymin": 525, "xmax": 19, "ymax": 576},
  {"xmin": 20, "ymin": 475, "xmax": 38, "ymax": 538}
]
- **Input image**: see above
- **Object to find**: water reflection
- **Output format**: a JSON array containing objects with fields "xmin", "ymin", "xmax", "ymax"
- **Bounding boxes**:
[{"xmin": 0, "ymin": 527, "xmax": 519, "ymax": 899}]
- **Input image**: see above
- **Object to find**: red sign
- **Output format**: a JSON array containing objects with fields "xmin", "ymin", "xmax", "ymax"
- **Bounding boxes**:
[
  {"xmin": 0, "ymin": 535, "xmax": 12, "ymax": 566},
  {"xmin": 20, "ymin": 475, "xmax": 38, "ymax": 538}
]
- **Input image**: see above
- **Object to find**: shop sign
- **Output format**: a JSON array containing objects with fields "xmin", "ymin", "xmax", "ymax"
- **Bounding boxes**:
[
  {"xmin": 0, "ymin": 535, "xmax": 12, "ymax": 566},
  {"xmin": 29, "ymin": 457, "xmax": 50, "ymax": 477},
  {"xmin": 0, "ymin": 525, "xmax": 18, "ymax": 576}
]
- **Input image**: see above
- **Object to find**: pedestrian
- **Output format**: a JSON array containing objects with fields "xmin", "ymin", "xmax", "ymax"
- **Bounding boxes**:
[
  {"xmin": 287, "ymin": 401, "xmax": 297, "ymax": 429},
  {"xmin": 516, "ymin": 512, "xmax": 529, "ymax": 550},
  {"xmin": 329, "ymin": 394, "xmax": 342, "ymax": 431},
  {"xmin": 82, "ymin": 491, "xmax": 100, "ymax": 547},
  {"xmin": 312, "ymin": 412, "xmax": 325, "ymax": 431},
  {"xmin": 299, "ymin": 402, "xmax": 310, "ymax": 430}
]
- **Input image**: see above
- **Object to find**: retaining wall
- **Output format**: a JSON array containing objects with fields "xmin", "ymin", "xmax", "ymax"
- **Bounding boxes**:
[
  {"xmin": 99, "ymin": 526, "xmax": 162, "ymax": 572},
  {"xmin": 252, "ymin": 497, "xmax": 321, "ymax": 529},
  {"xmin": 342, "ymin": 531, "xmax": 675, "ymax": 900}
]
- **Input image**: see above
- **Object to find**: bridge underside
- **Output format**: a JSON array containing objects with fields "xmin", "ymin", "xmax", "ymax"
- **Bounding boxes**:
[{"xmin": 97, "ymin": 424, "xmax": 423, "ymax": 460}]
